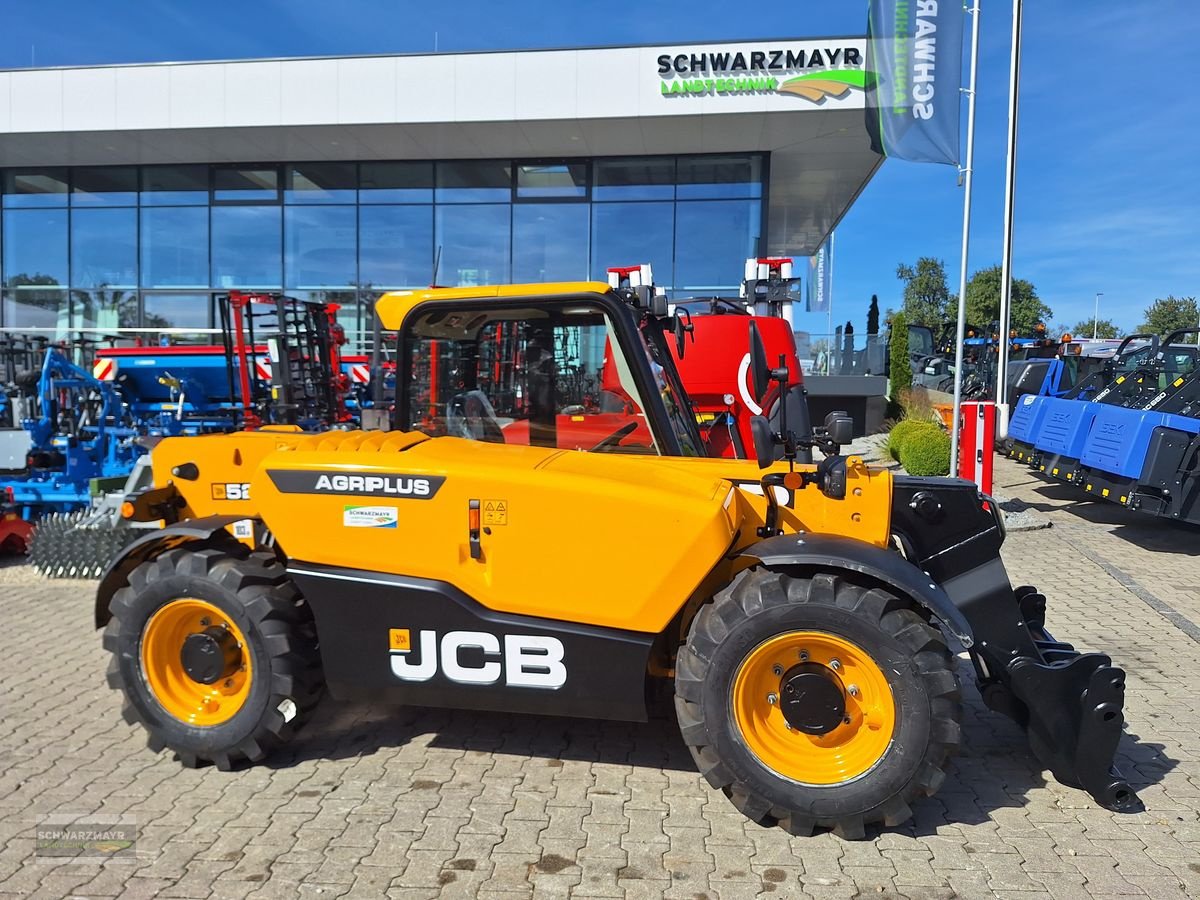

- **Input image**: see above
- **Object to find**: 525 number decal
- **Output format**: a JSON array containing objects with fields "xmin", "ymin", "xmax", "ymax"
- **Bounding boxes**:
[{"xmin": 211, "ymin": 482, "xmax": 251, "ymax": 501}]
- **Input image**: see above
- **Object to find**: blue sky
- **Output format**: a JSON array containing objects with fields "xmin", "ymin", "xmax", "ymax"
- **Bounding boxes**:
[{"xmin": 4, "ymin": 0, "xmax": 1197, "ymax": 335}]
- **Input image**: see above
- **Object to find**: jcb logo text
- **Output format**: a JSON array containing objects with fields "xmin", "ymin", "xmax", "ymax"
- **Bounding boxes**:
[{"xmin": 388, "ymin": 629, "xmax": 566, "ymax": 690}]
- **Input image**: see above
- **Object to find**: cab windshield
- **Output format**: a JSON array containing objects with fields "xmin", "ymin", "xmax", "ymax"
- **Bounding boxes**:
[{"xmin": 637, "ymin": 318, "xmax": 703, "ymax": 457}]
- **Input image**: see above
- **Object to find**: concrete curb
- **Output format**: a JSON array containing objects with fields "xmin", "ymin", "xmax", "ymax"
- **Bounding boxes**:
[{"xmin": 995, "ymin": 496, "xmax": 1053, "ymax": 532}]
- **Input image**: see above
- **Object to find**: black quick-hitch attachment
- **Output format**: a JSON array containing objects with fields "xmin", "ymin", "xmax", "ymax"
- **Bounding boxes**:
[
  {"xmin": 979, "ymin": 585, "xmax": 1139, "ymax": 812},
  {"xmin": 1009, "ymin": 654, "xmax": 1136, "ymax": 811},
  {"xmin": 889, "ymin": 477, "xmax": 1140, "ymax": 813}
]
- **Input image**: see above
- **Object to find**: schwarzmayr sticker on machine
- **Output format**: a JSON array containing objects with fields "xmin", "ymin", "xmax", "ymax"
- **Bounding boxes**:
[
  {"xmin": 343, "ymin": 506, "xmax": 399, "ymax": 528},
  {"xmin": 266, "ymin": 470, "xmax": 446, "ymax": 499}
]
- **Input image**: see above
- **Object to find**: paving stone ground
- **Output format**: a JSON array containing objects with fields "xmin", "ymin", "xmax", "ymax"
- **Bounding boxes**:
[{"xmin": 1, "ymin": 454, "xmax": 1198, "ymax": 898}]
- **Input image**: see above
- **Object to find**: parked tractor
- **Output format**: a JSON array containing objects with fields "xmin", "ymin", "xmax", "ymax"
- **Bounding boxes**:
[{"xmin": 98, "ymin": 280, "xmax": 1137, "ymax": 837}]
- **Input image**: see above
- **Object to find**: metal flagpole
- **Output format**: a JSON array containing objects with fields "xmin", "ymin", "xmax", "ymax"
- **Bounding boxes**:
[
  {"xmin": 995, "ymin": 0, "xmax": 1023, "ymax": 437},
  {"xmin": 949, "ymin": 0, "xmax": 982, "ymax": 473}
]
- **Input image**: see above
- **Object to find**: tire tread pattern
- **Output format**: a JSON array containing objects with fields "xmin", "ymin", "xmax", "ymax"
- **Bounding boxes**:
[
  {"xmin": 104, "ymin": 547, "xmax": 323, "ymax": 770},
  {"xmin": 675, "ymin": 566, "xmax": 961, "ymax": 838}
]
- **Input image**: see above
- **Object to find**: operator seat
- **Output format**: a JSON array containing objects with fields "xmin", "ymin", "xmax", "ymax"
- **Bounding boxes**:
[{"xmin": 447, "ymin": 390, "xmax": 505, "ymax": 443}]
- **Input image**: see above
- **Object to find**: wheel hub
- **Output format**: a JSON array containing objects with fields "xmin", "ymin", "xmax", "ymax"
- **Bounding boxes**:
[
  {"xmin": 180, "ymin": 626, "xmax": 242, "ymax": 685},
  {"xmin": 780, "ymin": 663, "xmax": 846, "ymax": 735},
  {"xmin": 730, "ymin": 631, "xmax": 897, "ymax": 785},
  {"xmin": 141, "ymin": 598, "xmax": 253, "ymax": 726}
]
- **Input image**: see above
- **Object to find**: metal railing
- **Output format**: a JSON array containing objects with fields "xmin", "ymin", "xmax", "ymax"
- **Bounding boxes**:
[{"xmin": 795, "ymin": 333, "xmax": 888, "ymax": 377}]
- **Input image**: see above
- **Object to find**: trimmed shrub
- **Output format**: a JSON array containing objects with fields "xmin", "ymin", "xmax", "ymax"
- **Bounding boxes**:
[
  {"xmin": 886, "ymin": 419, "xmax": 940, "ymax": 462},
  {"xmin": 899, "ymin": 426, "xmax": 952, "ymax": 476}
]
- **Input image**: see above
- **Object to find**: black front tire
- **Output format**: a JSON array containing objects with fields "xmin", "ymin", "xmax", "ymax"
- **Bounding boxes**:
[
  {"xmin": 102, "ymin": 547, "xmax": 324, "ymax": 770},
  {"xmin": 675, "ymin": 567, "xmax": 961, "ymax": 838}
]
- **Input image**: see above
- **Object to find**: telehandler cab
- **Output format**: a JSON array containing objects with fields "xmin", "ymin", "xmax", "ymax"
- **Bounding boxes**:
[{"xmin": 98, "ymin": 280, "xmax": 1137, "ymax": 838}]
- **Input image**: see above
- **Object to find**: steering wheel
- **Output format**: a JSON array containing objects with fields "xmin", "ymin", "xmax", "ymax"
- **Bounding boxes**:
[{"xmin": 589, "ymin": 421, "xmax": 638, "ymax": 452}]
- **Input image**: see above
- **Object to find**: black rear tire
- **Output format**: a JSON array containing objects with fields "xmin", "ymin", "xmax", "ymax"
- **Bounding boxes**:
[
  {"xmin": 675, "ymin": 567, "xmax": 960, "ymax": 838},
  {"xmin": 102, "ymin": 547, "xmax": 324, "ymax": 770}
]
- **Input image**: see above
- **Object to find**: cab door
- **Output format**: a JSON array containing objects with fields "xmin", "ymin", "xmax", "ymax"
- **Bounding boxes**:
[{"xmin": 398, "ymin": 300, "xmax": 660, "ymax": 454}]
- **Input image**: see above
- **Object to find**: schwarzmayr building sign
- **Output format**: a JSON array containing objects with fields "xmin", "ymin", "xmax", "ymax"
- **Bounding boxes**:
[{"xmin": 658, "ymin": 44, "xmax": 866, "ymax": 99}]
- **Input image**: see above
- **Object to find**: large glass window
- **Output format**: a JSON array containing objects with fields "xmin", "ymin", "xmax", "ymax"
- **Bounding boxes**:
[
  {"xmin": 0, "ymin": 153, "xmax": 765, "ymax": 342},
  {"xmin": 513, "ymin": 204, "xmax": 589, "ymax": 282},
  {"xmin": 436, "ymin": 162, "xmax": 511, "ymax": 203},
  {"xmin": 360, "ymin": 162, "xmax": 433, "ymax": 204},
  {"xmin": 4, "ymin": 289, "xmax": 69, "ymax": 331},
  {"xmin": 141, "ymin": 207, "xmax": 209, "ymax": 288},
  {"xmin": 590, "ymin": 202, "xmax": 674, "ymax": 287},
  {"xmin": 3, "ymin": 169, "xmax": 69, "ymax": 208},
  {"xmin": 434, "ymin": 204, "xmax": 510, "ymax": 286},
  {"xmin": 212, "ymin": 206, "xmax": 282, "ymax": 289},
  {"xmin": 285, "ymin": 163, "xmax": 357, "ymax": 204},
  {"xmin": 516, "ymin": 163, "xmax": 587, "ymax": 199},
  {"xmin": 142, "ymin": 293, "xmax": 211, "ymax": 330},
  {"xmin": 676, "ymin": 155, "xmax": 762, "ymax": 200},
  {"xmin": 359, "ymin": 205, "xmax": 433, "ymax": 288},
  {"xmin": 142, "ymin": 166, "xmax": 208, "ymax": 206},
  {"xmin": 285, "ymin": 206, "xmax": 357, "ymax": 288},
  {"xmin": 4, "ymin": 209, "xmax": 69, "ymax": 287},
  {"xmin": 72, "ymin": 167, "xmax": 138, "ymax": 206},
  {"xmin": 593, "ymin": 158, "xmax": 675, "ymax": 201},
  {"xmin": 214, "ymin": 167, "xmax": 280, "ymax": 203},
  {"xmin": 673, "ymin": 199, "xmax": 761, "ymax": 292},
  {"xmin": 73, "ymin": 288, "xmax": 138, "ymax": 332},
  {"xmin": 71, "ymin": 207, "xmax": 138, "ymax": 289}
]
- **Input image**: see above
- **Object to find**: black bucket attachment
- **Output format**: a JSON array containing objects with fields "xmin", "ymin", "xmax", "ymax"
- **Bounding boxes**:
[{"xmin": 979, "ymin": 585, "xmax": 1139, "ymax": 812}]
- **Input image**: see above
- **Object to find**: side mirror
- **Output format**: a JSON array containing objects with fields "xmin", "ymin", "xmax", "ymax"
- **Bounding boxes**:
[
  {"xmin": 750, "ymin": 415, "xmax": 775, "ymax": 469},
  {"xmin": 748, "ymin": 320, "xmax": 770, "ymax": 404},
  {"xmin": 825, "ymin": 411, "xmax": 853, "ymax": 447},
  {"xmin": 673, "ymin": 310, "xmax": 694, "ymax": 358}
]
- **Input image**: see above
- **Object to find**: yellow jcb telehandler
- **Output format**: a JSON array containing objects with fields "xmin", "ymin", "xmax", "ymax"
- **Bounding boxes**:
[{"xmin": 96, "ymin": 280, "xmax": 1137, "ymax": 838}]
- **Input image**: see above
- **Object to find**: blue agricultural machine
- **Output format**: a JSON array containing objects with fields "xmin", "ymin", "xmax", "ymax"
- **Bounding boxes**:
[
  {"xmin": 0, "ymin": 334, "xmax": 131, "ymax": 554},
  {"xmin": 1007, "ymin": 334, "xmax": 1159, "ymax": 409},
  {"xmin": 0, "ymin": 292, "xmax": 367, "ymax": 575},
  {"xmin": 1008, "ymin": 328, "xmax": 1200, "ymax": 525}
]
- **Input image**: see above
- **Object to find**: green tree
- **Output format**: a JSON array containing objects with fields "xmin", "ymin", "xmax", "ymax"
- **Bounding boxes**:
[
  {"xmin": 1139, "ymin": 295, "xmax": 1199, "ymax": 337},
  {"xmin": 896, "ymin": 258, "xmax": 951, "ymax": 328},
  {"xmin": 963, "ymin": 265, "xmax": 1052, "ymax": 335},
  {"xmin": 889, "ymin": 311, "xmax": 911, "ymax": 396},
  {"xmin": 867, "ymin": 294, "xmax": 880, "ymax": 335},
  {"xmin": 1071, "ymin": 318, "xmax": 1119, "ymax": 339}
]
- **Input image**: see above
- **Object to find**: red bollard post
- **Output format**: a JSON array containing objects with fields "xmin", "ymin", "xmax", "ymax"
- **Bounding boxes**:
[{"xmin": 958, "ymin": 400, "xmax": 995, "ymax": 494}]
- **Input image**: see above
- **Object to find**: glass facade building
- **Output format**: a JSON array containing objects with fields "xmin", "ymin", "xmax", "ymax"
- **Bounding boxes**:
[{"xmin": 0, "ymin": 154, "xmax": 764, "ymax": 350}]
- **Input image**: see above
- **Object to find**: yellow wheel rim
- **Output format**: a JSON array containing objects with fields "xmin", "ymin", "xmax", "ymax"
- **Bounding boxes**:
[
  {"xmin": 140, "ymin": 598, "xmax": 252, "ymax": 727},
  {"xmin": 731, "ymin": 631, "xmax": 895, "ymax": 785}
]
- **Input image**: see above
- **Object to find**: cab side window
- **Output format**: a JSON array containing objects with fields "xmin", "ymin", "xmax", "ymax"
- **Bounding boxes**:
[{"xmin": 402, "ymin": 307, "xmax": 659, "ymax": 454}]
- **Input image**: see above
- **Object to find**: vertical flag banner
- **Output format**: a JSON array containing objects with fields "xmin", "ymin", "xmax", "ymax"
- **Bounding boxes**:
[
  {"xmin": 806, "ymin": 240, "xmax": 832, "ymax": 313},
  {"xmin": 865, "ymin": 0, "xmax": 965, "ymax": 165}
]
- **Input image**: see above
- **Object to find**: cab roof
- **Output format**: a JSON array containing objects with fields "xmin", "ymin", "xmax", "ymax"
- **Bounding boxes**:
[{"xmin": 375, "ymin": 281, "xmax": 614, "ymax": 330}]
